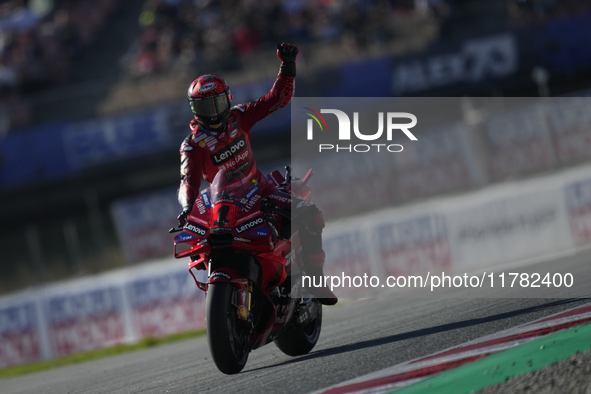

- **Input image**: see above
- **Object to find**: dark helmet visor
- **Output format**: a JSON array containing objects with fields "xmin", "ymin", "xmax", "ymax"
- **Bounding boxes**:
[{"xmin": 189, "ymin": 93, "xmax": 230, "ymax": 117}]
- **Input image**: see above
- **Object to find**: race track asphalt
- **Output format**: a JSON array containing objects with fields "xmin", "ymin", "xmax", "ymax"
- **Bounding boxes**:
[{"xmin": 1, "ymin": 251, "xmax": 590, "ymax": 394}]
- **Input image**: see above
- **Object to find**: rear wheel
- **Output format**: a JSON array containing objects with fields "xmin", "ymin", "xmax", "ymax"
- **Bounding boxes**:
[
  {"xmin": 206, "ymin": 283, "xmax": 250, "ymax": 374},
  {"xmin": 274, "ymin": 302, "xmax": 322, "ymax": 356}
]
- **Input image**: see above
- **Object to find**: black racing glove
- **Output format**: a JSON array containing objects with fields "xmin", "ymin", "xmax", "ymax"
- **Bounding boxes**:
[
  {"xmin": 177, "ymin": 209, "xmax": 191, "ymax": 226},
  {"xmin": 277, "ymin": 42, "xmax": 298, "ymax": 78}
]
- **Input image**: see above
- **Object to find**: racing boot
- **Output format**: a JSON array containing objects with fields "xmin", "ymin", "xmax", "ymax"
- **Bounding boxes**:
[
  {"xmin": 303, "ymin": 251, "xmax": 338, "ymax": 306},
  {"xmin": 297, "ymin": 203, "xmax": 338, "ymax": 305}
]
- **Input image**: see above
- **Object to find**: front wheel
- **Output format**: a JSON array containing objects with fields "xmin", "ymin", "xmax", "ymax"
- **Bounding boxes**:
[
  {"xmin": 274, "ymin": 302, "xmax": 322, "ymax": 356},
  {"xmin": 206, "ymin": 283, "xmax": 250, "ymax": 374}
]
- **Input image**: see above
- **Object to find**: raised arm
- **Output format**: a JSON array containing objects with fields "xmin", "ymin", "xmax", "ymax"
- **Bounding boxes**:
[{"xmin": 239, "ymin": 43, "xmax": 298, "ymax": 133}]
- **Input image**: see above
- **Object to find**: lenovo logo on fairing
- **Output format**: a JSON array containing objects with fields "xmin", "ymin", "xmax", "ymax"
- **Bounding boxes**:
[
  {"xmin": 186, "ymin": 222, "xmax": 207, "ymax": 236},
  {"xmin": 210, "ymin": 271, "xmax": 231, "ymax": 280},
  {"xmin": 236, "ymin": 217, "xmax": 264, "ymax": 234}
]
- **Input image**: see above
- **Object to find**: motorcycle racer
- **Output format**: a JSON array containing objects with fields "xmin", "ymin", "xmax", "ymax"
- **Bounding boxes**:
[{"xmin": 176, "ymin": 43, "xmax": 337, "ymax": 305}]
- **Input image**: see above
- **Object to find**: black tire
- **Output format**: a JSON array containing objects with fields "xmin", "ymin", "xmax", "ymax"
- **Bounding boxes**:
[
  {"xmin": 274, "ymin": 302, "xmax": 322, "ymax": 356},
  {"xmin": 206, "ymin": 283, "xmax": 249, "ymax": 374}
]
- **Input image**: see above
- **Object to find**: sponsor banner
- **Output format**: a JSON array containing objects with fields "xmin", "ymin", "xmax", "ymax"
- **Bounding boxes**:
[
  {"xmin": 111, "ymin": 189, "xmax": 179, "ymax": 264},
  {"xmin": 43, "ymin": 287, "xmax": 126, "ymax": 357},
  {"xmin": 130, "ymin": 298, "xmax": 204, "ymax": 338},
  {"xmin": 63, "ymin": 109, "xmax": 168, "ymax": 169},
  {"xmin": 0, "ymin": 122, "xmax": 72, "ymax": 187},
  {"xmin": 369, "ymin": 213, "xmax": 451, "ymax": 278},
  {"xmin": 114, "ymin": 224, "xmax": 177, "ymax": 264},
  {"xmin": 390, "ymin": 123, "xmax": 483, "ymax": 199},
  {"xmin": 547, "ymin": 98, "xmax": 591, "ymax": 165},
  {"xmin": 325, "ymin": 57, "xmax": 393, "ymax": 97},
  {"xmin": 318, "ymin": 162, "xmax": 591, "ymax": 292},
  {"xmin": 532, "ymin": 12, "xmax": 591, "ymax": 72},
  {"xmin": 483, "ymin": 105, "xmax": 556, "ymax": 180},
  {"xmin": 126, "ymin": 269, "xmax": 205, "ymax": 338},
  {"xmin": 294, "ymin": 153, "xmax": 394, "ymax": 219},
  {"xmin": 323, "ymin": 229, "xmax": 373, "ymax": 295},
  {"xmin": 446, "ymin": 184, "xmax": 572, "ymax": 270},
  {"xmin": 564, "ymin": 178, "xmax": 591, "ymax": 246},
  {"xmin": 391, "ymin": 33, "xmax": 520, "ymax": 96},
  {"xmin": 0, "ymin": 301, "xmax": 43, "ymax": 368}
]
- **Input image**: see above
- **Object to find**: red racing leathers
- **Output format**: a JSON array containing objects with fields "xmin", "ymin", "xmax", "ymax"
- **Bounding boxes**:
[{"xmin": 178, "ymin": 74, "xmax": 294, "ymax": 210}]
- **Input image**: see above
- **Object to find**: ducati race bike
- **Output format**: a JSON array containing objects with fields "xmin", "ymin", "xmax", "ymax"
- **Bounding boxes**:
[{"xmin": 171, "ymin": 166, "xmax": 322, "ymax": 374}]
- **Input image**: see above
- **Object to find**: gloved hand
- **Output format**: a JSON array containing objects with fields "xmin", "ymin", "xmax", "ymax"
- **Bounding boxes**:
[
  {"xmin": 277, "ymin": 42, "xmax": 298, "ymax": 64},
  {"xmin": 277, "ymin": 42, "xmax": 298, "ymax": 77},
  {"xmin": 177, "ymin": 209, "xmax": 190, "ymax": 226}
]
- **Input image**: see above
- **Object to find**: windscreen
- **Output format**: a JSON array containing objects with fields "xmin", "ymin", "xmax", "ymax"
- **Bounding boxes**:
[{"xmin": 210, "ymin": 170, "xmax": 255, "ymax": 203}]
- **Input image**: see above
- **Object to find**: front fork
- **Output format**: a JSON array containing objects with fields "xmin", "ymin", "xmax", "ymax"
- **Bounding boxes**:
[
  {"xmin": 189, "ymin": 256, "xmax": 255, "ymax": 329},
  {"xmin": 211, "ymin": 269, "xmax": 254, "ymax": 325}
]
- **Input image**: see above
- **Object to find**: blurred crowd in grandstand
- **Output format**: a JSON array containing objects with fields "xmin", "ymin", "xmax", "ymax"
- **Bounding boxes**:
[
  {"xmin": 121, "ymin": 0, "xmax": 424, "ymax": 77},
  {"xmin": 107, "ymin": 0, "xmax": 591, "ymax": 78},
  {"xmin": 0, "ymin": 0, "xmax": 118, "ymax": 129},
  {"xmin": 1, "ymin": 0, "xmax": 591, "ymax": 131},
  {"xmin": 509, "ymin": 0, "xmax": 591, "ymax": 27}
]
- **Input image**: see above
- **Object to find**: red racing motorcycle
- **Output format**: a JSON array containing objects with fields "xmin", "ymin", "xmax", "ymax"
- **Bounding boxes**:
[{"xmin": 172, "ymin": 166, "xmax": 322, "ymax": 374}]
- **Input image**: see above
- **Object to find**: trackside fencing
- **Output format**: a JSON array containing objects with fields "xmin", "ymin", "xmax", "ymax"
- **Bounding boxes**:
[{"xmin": 2, "ymin": 163, "xmax": 591, "ymax": 367}]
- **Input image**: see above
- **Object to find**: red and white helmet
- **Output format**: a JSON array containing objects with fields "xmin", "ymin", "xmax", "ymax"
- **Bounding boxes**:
[{"xmin": 187, "ymin": 74, "xmax": 233, "ymax": 134}]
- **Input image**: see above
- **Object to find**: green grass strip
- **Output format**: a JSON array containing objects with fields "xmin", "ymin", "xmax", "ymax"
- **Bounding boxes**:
[
  {"xmin": 0, "ymin": 329, "xmax": 206, "ymax": 379},
  {"xmin": 391, "ymin": 322, "xmax": 591, "ymax": 394}
]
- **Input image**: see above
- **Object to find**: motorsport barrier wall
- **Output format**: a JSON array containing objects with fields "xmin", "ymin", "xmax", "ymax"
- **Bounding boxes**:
[
  {"xmin": 0, "ymin": 259, "xmax": 207, "ymax": 368},
  {"xmin": 320, "ymin": 163, "xmax": 591, "ymax": 296},
  {"xmin": 291, "ymin": 96, "xmax": 591, "ymax": 299},
  {"xmin": 111, "ymin": 188, "xmax": 180, "ymax": 264},
  {"xmin": 2, "ymin": 160, "xmax": 591, "ymax": 368}
]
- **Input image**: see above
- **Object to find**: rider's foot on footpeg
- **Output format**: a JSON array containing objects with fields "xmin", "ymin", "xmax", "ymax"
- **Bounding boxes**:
[
  {"xmin": 318, "ymin": 297, "xmax": 338, "ymax": 306},
  {"xmin": 308, "ymin": 287, "xmax": 338, "ymax": 306}
]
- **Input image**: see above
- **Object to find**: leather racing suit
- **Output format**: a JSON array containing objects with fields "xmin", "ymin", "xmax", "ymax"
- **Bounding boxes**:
[{"xmin": 177, "ymin": 74, "xmax": 294, "ymax": 208}]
